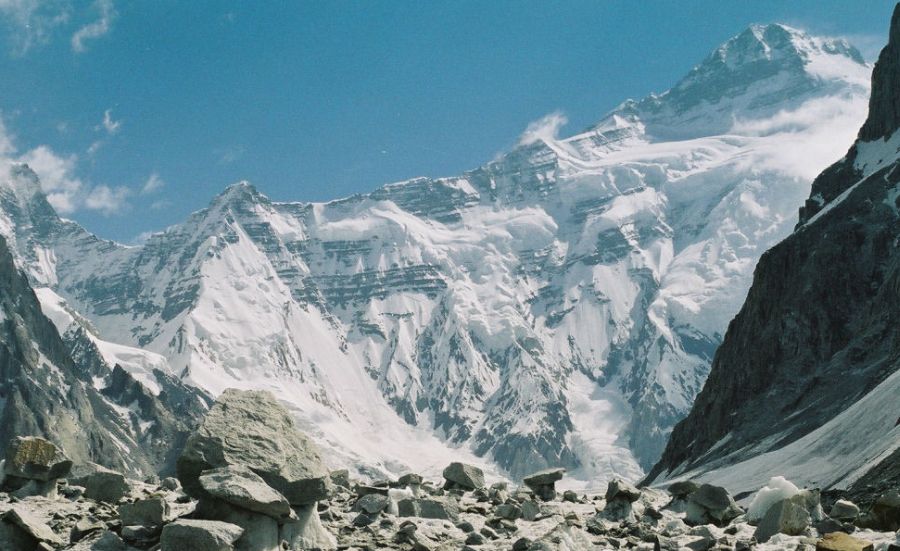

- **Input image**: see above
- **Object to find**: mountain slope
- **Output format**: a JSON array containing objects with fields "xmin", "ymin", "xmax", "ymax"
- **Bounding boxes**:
[
  {"xmin": 0, "ymin": 24, "xmax": 871, "ymax": 482},
  {"xmin": 0, "ymin": 231, "xmax": 210, "ymax": 477},
  {"xmin": 647, "ymin": 6, "xmax": 900, "ymax": 496}
]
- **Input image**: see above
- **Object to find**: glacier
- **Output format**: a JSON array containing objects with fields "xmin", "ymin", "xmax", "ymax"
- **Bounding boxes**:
[{"xmin": 0, "ymin": 24, "xmax": 873, "ymax": 484}]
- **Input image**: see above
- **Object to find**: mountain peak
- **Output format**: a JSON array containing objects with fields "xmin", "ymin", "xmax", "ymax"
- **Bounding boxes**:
[
  {"xmin": 859, "ymin": 3, "xmax": 900, "ymax": 142},
  {"xmin": 210, "ymin": 180, "xmax": 266, "ymax": 208}
]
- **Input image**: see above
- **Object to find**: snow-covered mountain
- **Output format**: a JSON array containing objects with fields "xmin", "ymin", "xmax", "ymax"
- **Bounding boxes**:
[
  {"xmin": 0, "ymin": 24, "xmax": 871, "ymax": 482},
  {"xmin": 648, "ymin": 9, "xmax": 900, "ymax": 500}
]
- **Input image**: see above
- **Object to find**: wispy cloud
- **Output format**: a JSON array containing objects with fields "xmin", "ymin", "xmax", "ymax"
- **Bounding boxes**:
[
  {"xmin": 140, "ymin": 172, "xmax": 164, "ymax": 194},
  {"xmin": 517, "ymin": 111, "xmax": 568, "ymax": 147},
  {"xmin": 217, "ymin": 144, "xmax": 245, "ymax": 165},
  {"xmin": 71, "ymin": 0, "xmax": 114, "ymax": 53},
  {"xmin": 0, "ymin": 0, "xmax": 70, "ymax": 55},
  {"xmin": 84, "ymin": 183, "xmax": 129, "ymax": 215},
  {"xmin": 100, "ymin": 108, "xmax": 120, "ymax": 134}
]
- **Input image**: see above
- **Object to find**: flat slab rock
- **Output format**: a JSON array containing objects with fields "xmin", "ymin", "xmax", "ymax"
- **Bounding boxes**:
[
  {"xmin": 199, "ymin": 466, "xmax": 291, "ymax": 520},
  {"xmin": 177, "ymin": 389, "xmax": 331, "ymax": 506},
  {"xmin": 4, "ymin": 436, "xmax": 72, "ymax": 481},
  {"xmin": 523, "ymin": 468, "xmax": 565, "ymax": 487},
  {"xmin": 816, "ymin": 532, "xmax": 875, "ymax": 551},
  {"xmin": 161, "ymin": 519, "xmax": 244, "ymax": 551},
  {"xmin": 442, "ymin": 462, "xmax": 484, "ymax": 490}
]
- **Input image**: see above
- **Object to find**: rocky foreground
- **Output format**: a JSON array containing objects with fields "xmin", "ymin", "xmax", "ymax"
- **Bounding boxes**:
[{"xmin": 0, "ymin": 389, "xmax": 898, "ymax": 551}]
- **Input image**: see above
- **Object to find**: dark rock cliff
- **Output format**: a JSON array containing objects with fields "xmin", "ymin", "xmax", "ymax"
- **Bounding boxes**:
[{"xmin": 647, "ymin": 3, "xmax": 900, "ymax": 490}]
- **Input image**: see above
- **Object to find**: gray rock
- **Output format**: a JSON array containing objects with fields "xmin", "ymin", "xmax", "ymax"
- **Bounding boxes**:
[
  {"xmin": 668, "ymin": 480, "xmax": 700, "ymax": 498},
  {"xmin": 1, "ymin": 507, "xmax": 63, "ymax": 546},
  {"xmin": 160, "ymin": 477, "xmax": 181, "ymax": 491},
  {"xmin": 521, "ymin": 499, "xmax": 541, "ymax": 521},
  {"xmin": 397, "ymin": 497, "xmax": 460, "ymax": 521},
  {"xmin": 69, "ymin": 531, "xmax": 130, "ymax": 551},
  {"xmin": 830, "ymin": 500, "xmax": 860, "ymax": 521},
  {"xmin": 329, "ymin": 469, "xmax": 351, "ymax": 489},
  {"xmin": 199, "ymin": 466, "xmax": 291, "ymax": 520},
  {"xmin": 161, "ymin": 519, "xmax": 244, "ymax": 551},
  {"xmin": 685, "ymin": 484, "xmax": 742, "ymax": 527},
  {"xmin": 72, "ymin": 466, "xmax": 131, "ymax": 503},
  {"xmin": 177, "ymin": 389, "xmax": 331, "ymax": 506},
  {"xmin": 71, "ymin": 519, "xmax": 106, "ymax": 542},
  {"xmin": 3, "ymin": 436, "xmax": 72, "ymax": 481},
  {"xmin": 353, "ymin": 493, "xmax": 391, "ymax": 514},
  {"xmin": 523, "ymin": 468, "xmax": 564, "ymax": 501},
  {"xmin": 754, "ymin": 494, "xmax": 812, "ymax": 542},
  {"xmin": 442, "ymin": 462, "xmax": 484, "ymax": 491},
  {"xmin": 398, "ymin": 473, "xmax": 423, "ymax": 487},
  {"xmin": 870, "ymin": 490, "xmax": 900, "ymax": 530},
  {"xmin": 119, "ymin": 496, "xmax": 170, "ymax": 527},
  {"xmin": 495, "ymin": 502, "xmax": 522, "ymax": 520},
  {"xmin": 279, "ymin": 504, "xmax": 337, "ymax": 550},
  {"xmin": 605, "ymin": 478, "xmax": 642, "ymax": 503}
]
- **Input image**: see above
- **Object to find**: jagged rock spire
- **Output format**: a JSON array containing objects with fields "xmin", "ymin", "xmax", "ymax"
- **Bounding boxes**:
[{"xmin": 859, "ymin": 3, "xmax": 900, "ymax": 141}]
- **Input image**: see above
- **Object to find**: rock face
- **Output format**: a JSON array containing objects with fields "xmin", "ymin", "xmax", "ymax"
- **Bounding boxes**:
[
  {"xmin": 178, "ymin": 389, "xmax": 331, "ymax": 506},
  {"xmin": 0, "ymin": 23, "xmax": 872, "ymax": 482},
  {"xmin": 0, "ymin": 232, "xmax": 210, "ymax": 480},
  {"xmin": 647, "ymin": 3, "xmax": 900, "ymax": 497}
]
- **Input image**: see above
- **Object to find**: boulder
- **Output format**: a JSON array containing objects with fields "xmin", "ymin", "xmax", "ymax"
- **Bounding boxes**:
[
  {"xmin": 398, "ymin": 473, "xmax": 423, "ymax": 487},
  {"xmin": 353, "ymin": 493, "xmax": 391, "ymax": 515},
  {"xmin": 72, "ymin": 465, "xmax": 131, "ymax": 503},
  {"xmin": 668, "ymin": 480, "xmax": 700, "ymax": 499},
  {"xmin": 523, "ymin": 468, "xmax": 564, "ymax": 501},
  {"xmin": 161, "ymin": 519, "xmax": 244, "ymax": 551},
  {"xmin": 118, "ymin": 496, "xmax": 170, "ymax": 527},
  {"xmin": 815, "ymin": 532, "xmax": 874, "ymax": 551},
  {"xmin": 177, "ymin": 389, "xmax": 331, "ymax": 506},
  {"xmin": 684, "ymin": 484, "xmax": 743, "ymax": 527},
  {"xmin": 199, "ymin": 466, "xmax": 291, "ymax": 520},
  {"xmin": 442, "ymin": 462, "xmax": 484, "ymax": 491},
  {"xmin": 753, "ymin": 494, "xmax": 812, "ymax": 543},
  {"xmin": 4, "ymin": 436, "xmax": 72, "ymax": 481},
  {"xmin": 830, "ymin": 499, "xmax": 860, "ymax": 521},
  {"xmin": 1, "ymin": 507, "xmax": 63, "ymax": 546},
  {"xmin": 605, "ymin": 478, "xmax": 641, "ymax": 503},
  {"xmin": 397, "ymin": 497, "xmax": 460, "ymax": 521},
  {"xmin": 160, "ymin": 477, "xmax": 181, "ymax": 491},
  {"xmin": 870, "ymin": 490, "xmax": 900, "ymax": 530}
]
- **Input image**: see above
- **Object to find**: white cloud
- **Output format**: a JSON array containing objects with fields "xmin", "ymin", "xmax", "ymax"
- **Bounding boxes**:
[
  {"xmin": 17, "ymin": 145, "xmax": 84, "ymax": 213},
  {"xmin": 84, "ymin": 184, "xmax": 129, "ymax": 215},
  {"xmin": 141, "ymin": 172, "xmax": 163, "ymax": 194},
  {"xmin": 100, "ymin": 108, "xmax": 120, "ymax": 134},
  {"xmin": 517, "ymin": 111, "xmax": 568, "ymax": 147},
  {"xmin": 0, "ymin": 0, "xmax": 70, "ymax": 55},
  {"xmin": 0, "ymin": 117, "xmax": 15, "ymax": 156},
  {"xmin": 71, "ymin": 0, "xmax": 114, "ymax": 53}
]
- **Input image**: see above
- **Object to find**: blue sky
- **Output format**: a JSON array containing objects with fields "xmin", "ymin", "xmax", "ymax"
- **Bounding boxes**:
[{"xmin": 0, "ymin": 0, "xmax": 895, "ymax": 242}]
